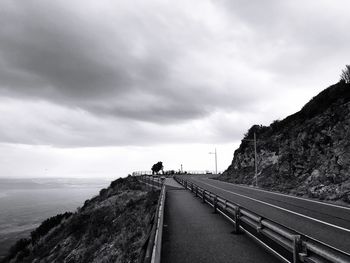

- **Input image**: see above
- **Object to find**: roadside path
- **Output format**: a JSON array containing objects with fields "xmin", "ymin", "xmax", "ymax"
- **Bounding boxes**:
[{"xmin": 161, "ymin": 178, "xmax": 280, "ymax": 263}]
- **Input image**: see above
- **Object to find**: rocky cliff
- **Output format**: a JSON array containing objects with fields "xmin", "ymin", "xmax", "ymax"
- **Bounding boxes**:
[
  {"xmin": 219, "ymin": 81, "xmax": 350, "ymax": 204},
  {"xmin": 2, "ymin": 176, "xmax": 159, "ymax": 263}
]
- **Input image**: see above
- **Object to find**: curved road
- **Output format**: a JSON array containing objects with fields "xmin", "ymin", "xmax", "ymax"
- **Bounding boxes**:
[{"xmin": 181, "ymin": 175, "xmax": 350, "ymax": 254}]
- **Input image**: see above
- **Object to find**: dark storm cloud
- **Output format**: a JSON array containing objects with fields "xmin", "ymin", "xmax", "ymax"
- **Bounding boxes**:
[
  {"xmin": 1, "ymin": 0, "xmax": 350, "ymax": 147},
  {"xmin": 0, "ymin": 1, "xmax": 162, "ymax": 99},
  {"xmin": 0, "ymin": 0, "xmax": 259, "ymax": 124},
  {"xmin": 0, "ymin": 1, "xmax": 168, "ymax": 117}
]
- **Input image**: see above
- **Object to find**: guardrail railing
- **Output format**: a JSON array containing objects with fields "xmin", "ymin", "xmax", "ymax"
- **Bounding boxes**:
[
  {"xmin": 138, "ymin": 176, "xmax": 166, "ymax": 263},
  {"xmin": 138, "ymin": 175, "xmax": 164, "ymax": 189},
  {"xmin": 175, "ymin": 176, "xmax": 350, "ymax": 263},
  {"xmin": 132, "ymin": 171, "xmax": 223, "ymax": 176},
  {"xmin": 133, "ymin": 171, "xmax": 153, "ymax": 176}
]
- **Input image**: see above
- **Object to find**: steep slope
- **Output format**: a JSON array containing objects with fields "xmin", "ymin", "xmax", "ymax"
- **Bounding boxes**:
[
  {"xmin": 2, "ymin": 176, "xmax": 159, "ymax": 263},
  {"xmin": 219, "ymin": 81, "xmax": 350, "ymax": 203}
]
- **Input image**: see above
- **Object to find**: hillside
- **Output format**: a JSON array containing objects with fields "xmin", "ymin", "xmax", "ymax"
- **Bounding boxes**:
[
  {"xmin": 2, "ymin": 176, "xmax": 159, "ymax": 263},
  {"xmin": 218, "ymin": 81, "xmax": 350, "ymax": 204}
]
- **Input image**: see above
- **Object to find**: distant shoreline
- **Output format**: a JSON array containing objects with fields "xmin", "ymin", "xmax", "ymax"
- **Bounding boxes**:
[{"xmin": 0, "ymin": 178, "xmax": 110, "ymax": 258}]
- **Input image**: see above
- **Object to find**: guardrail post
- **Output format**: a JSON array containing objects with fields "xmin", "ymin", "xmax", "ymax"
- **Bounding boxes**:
[
  {"xmin": 202, "ymin": 190, "xmax": 206, "ymax": 203},
  {"xmin": 257, "ymin": 217, "xmax": 263, "ymax": 233},
  {"xmin": 195, "ymin": 186, "xmax": 198, "ymax": 197},
  {"xmin": 184, "ymin": 181, "xmax": 187, "ymax": 189},
  {"xmin": 293, "ymin": 235, "xmax": 302, "ymax": 263},
  {"xmin": 233, "ymin": 206, "xmax": 241, "ymax": 234},
  {"xmin": 213, "ymin": 195, "xmax": 218, "ymax": 213}
]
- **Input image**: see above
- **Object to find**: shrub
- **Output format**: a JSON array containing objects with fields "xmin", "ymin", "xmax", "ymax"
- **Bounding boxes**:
[
  {"xmin": 31, "ymin": 212, "xmax": 72, "ymax": 243},
  {"xmin": 4, "ymin": 238, "xmax": 30, "ymax": 262},
  {"xmin": 99, "ymin": 188, "xmax": 108, "ymax": 196},
  {"xmin": 110, "ymin": 177, "xmax": 125, "ymax": 188},
  {"xmin": 340, "ymin": 65, "xmax": 350, "ymax": 83}
]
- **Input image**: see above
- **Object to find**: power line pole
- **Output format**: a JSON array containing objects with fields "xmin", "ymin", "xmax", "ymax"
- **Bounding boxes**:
[
  {"xmin": 254, "ymin": 132, "xmax": 258, "ymax": 187},
  {"xmin": 243, "ymin": 132, "xmax": 258, "ymax": 187},
  {"xmin": 215, "ymin": 148, "xmax": 217, "ymax": 175},
  {"xmin": 209, "ymin": 148, "xmax": 218, "ymax": 175}
]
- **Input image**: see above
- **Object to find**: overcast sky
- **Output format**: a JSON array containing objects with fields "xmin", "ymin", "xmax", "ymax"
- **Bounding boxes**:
[{"xmin": 0, "ymin": 0, "xmax": 349, "ymax": 178}]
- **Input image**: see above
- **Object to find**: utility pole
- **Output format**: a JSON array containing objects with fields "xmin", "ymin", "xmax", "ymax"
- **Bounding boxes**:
[
  {"xmin": 181, "ymin": 164, "xmax": 183, "ymax": 173},
  {"xmin": 209, "ymin": 148, "xmax": 218, "ymax": 175},
  {"xmin": 254, "ymin": 132, "xmax": 258, "ymax": 187},
  {"xmin": 243, "ymin": 133, "xmax": 258, "ymax": 187},
  {"xmin": 215, "ymin": 148, "xmax": 217, "ymax": 175}
]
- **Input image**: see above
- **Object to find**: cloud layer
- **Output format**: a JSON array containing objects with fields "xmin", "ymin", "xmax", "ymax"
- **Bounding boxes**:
[{"xmin": 1, "ymin": 0, "xmax": 349, "ymax": 146}]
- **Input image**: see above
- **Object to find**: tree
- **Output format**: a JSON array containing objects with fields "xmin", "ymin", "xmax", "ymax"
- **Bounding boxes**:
[
  {"xmin": 340, "ymin": 65, "xmax": 350, "ymax": 83},
  {"xmin": 151, "ymin": 161, "xmax": 163, "ymax": 175}
]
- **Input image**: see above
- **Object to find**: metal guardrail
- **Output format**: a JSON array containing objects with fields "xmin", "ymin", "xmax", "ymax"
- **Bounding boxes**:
[
  {"xmin": 150, "ymin": 184, "xmax": 165, "ymax": 263},
  {"xmin": 138, "ymin": 175, "xmax": 164, "ymax": 189},
  {"xmin": 175, "ymin": 176, "xmax": 350, "ymax": 263},
  {"xmin": 138, "ymin": 176, "xmax": 166, "ymax": 263},
  {"xmin": 133, "ymin": 171, "xmax": 153, "ymax": 176},
  {"xmin": 132, "ymin": 171, "xmax": 223, "ymax": 176}
]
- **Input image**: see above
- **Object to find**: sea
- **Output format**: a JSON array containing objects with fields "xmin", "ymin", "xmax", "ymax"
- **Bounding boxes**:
[{"xmin": 0, "ymin": 177, "xmax": 111, "ymax": 259}]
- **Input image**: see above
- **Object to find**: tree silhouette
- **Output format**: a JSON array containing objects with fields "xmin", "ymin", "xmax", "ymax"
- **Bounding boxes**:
[
  {"xmin": 151, "ymin": 162, "xmax": 163, "ymax": 174},
  {"xmin": 340, "ymin": 65, "xmax": 350, "ymax": 83}
]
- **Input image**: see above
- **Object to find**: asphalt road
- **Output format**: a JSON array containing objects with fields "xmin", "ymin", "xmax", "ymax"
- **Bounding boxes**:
[
  {"xmin": 180, "ymin": 175, "xmax": 350, "ymax": 254},
  {"xmin": 161, "ymin": 178, "xmax": 280, "ymax": 263}
]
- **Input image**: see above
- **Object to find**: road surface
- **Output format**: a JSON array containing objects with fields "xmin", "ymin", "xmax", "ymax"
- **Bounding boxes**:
[{"xmin": 180, "ymin": 175, "xmax": 350, "ymax": 254}]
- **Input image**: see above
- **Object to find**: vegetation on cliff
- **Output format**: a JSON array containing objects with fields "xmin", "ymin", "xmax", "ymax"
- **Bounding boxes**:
[
  {"xmin": 219, "ymin": 81, "xmax": 350, "ymax": 203},
  {"xmin": 2, "ymin": 176, "xmax": 159, "ymax": 263}
]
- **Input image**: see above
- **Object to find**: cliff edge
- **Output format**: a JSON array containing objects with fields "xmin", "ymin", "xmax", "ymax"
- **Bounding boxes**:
[
  {"xmin": 2, "ymin": 176, "xmax": 159, "ymax": 263},
  {"xmin": 219, "ymin": 81, "xmax": 350, "ymax": 204}
]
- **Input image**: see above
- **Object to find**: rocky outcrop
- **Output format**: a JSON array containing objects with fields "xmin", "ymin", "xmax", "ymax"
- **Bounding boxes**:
[
  {"xmin": 3, "ymin": 176, "xmax": 159, "ymax": 263},
  {"xmin": 219, "ymin": 81, "xmax": 350, "ymax": 203}
]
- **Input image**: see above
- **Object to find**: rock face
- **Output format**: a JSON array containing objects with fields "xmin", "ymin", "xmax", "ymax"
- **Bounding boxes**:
[
  {"xmin": 3, "ymin": 176, "xmax": 159, "ymax": 263},
  {"xmin": 219, "ymin": 81, "xmax": 350, "ymax": 203}
]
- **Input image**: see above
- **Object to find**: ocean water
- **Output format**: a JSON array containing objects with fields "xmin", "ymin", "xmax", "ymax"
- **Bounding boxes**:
[{"xmin": 0, "ymin": 178, "xmax": 111, "ymax": 258}]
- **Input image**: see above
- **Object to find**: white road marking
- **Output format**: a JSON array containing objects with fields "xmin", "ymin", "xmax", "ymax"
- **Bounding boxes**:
[
  {"xmin": 193, "ymin": 178, "xmax": 350, "ymax": 233},
  {"xmin": 205, "ymin": 178, "xmax": 350, "ymax": 211}
]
